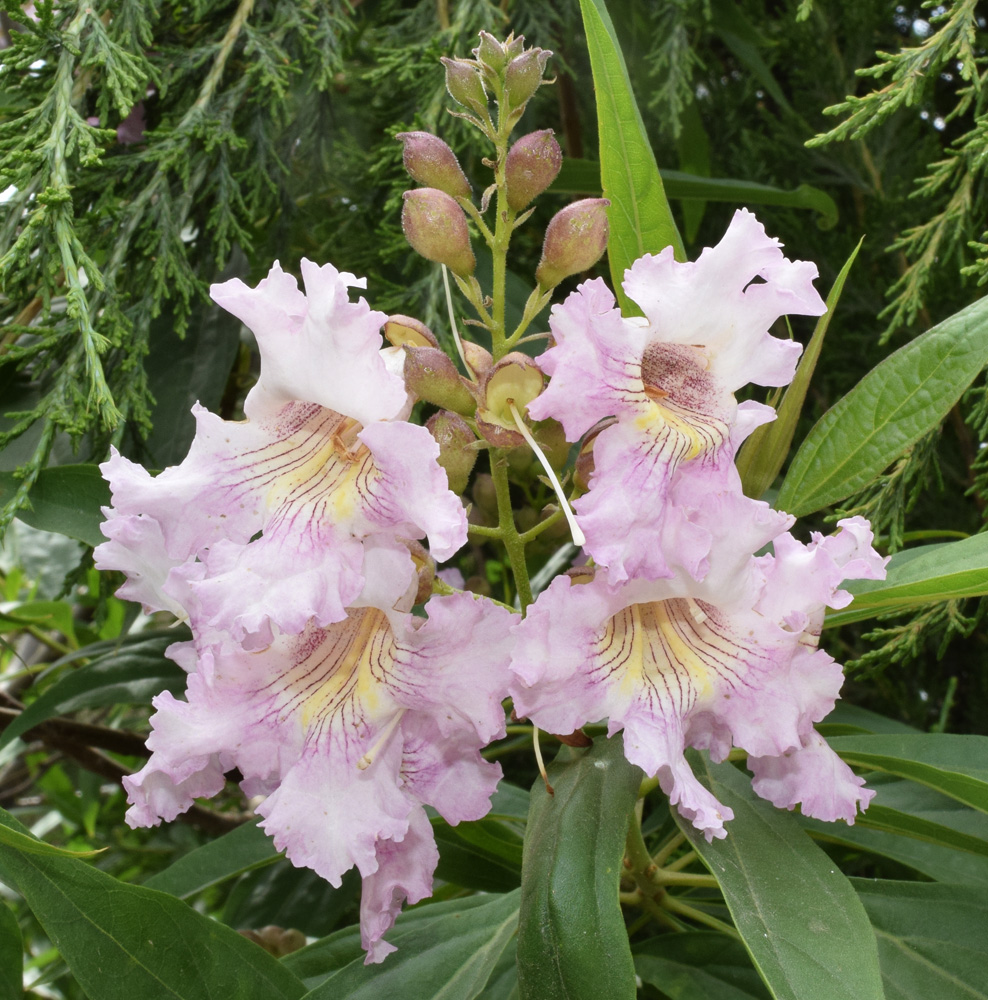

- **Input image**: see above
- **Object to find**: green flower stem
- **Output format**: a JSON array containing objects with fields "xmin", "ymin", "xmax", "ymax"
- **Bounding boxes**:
[
  {"xmin": 458, "ymin": 198, "xmax": 495, "ymax": 247},
  {"xmin": 620, "ymin": 892, "xmax": 681, "ymax": 932},
  {"xmin": 650, "ymin": 830, "xmax": 685, "ymax": 867},
  {"xmin": 664, "ymin": 849, "xmax": 699, "ymax": 874},
  {"xmin": 661, "ymin": 896, "xmax": 740, "ymax": 940},
  {"xmin": 490, "ymin": 450, "xmax": 534, "ymax": 610},
  {"xmin": 516, "ymin": 506, "xmax": 565, "ymax": 545},
  {"xmin": 467, "ymin": 522, "xmax": 503, "ymax": 539},
  {"xmin": 626, "ymin": 820, "xmax": 719, "ymax": 890},
  {"xmin": 504, "ymin": 286, "xmax": 553, "ymax": 351}
]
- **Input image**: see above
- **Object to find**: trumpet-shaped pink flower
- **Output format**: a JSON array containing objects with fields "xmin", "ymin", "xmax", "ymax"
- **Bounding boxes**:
[
  {"xmin": 95, "ymin": 260, "xmax": 467, "ymax": 647},
  {"xmin": 124, "ymin": 590, "xmax": 513, "ymax": 963},
  {"xmin": 527, "ymin": 210, "xmax": 826, "ymax": 585},
  {"xmin": 510, "ymin": 518, "xmax": 887, "ymax": 841}
]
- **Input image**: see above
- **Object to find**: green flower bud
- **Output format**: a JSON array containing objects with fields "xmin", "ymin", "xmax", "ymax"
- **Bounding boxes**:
[
  {"xmin": 395, "ymin": 132, "xmax": 471, "ymax": 199},
  {"xmin": 402, "ymin": 188, "xmax": 476, "ymax": 278},
  {"xmin": 473, "ymin": 31, "xmax": 507, "ymax": 73},
  {"xmin": 503, "ymin": 47, "xmax": 551, "ymax": 113},
  {"xmin": 403, "ymin": 344, "xmax": 476, "ymax": 415},
  {"xmin": 440, "ymin": 57, "xmax": 488, "ymax": 115},
  {"xmin": 505, "ymin": 129, "xmax": 562, "ymax": 211},
  {"xmin": 535, "ymin": 198, "xmax": 610, "ymax": 290},
  {"xmin": 426, "ymin": 410, "xmax": 479, "ymax": 495}
]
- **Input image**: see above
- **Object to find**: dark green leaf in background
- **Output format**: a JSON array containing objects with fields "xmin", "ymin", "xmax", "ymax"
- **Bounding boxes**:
[
  {"xmin": 291, "ymin": 890, "xmax": 520, "ymax": 1000},
  {"xmin": 516, "ymin": 734, "xmax": 642, "ymax": 1000},
  {"xmin": 0, "ymin": 807, "xmax": 306, "ymax": 1000},
  {"xmin": 677, "ymin": 753, "xmax": 884, "ymax": 1000},
  {"xmin": 0, "ymin": 465, "xmax": 110, "ymax": 547},
  {"xmin": 0, "ymin": 632, "xmax": 186, "ymax": 752},
  {"xmin": 633, "ymin": 932, "xmax": 772, "ymax": 1000},
  {"xmin": 578, "ymin": 0, "xmax": 685, "ymax": 318},
  {"xmin": 0, "ymin": 899, "xmax": 22, "ymax": 1000},
  {"xmin": 550, "ymin": 160, "xmax": 838, "ymax": 229},
  {"xmin": 777, "ymin": 296, "xmax": 988, "ymax": 516},
  {"xmin": 143, "ymin": 819, "xmax": 279, "ymax": 899},
  {"xmin": 852, "ymin": 879, "xmax": 988, "ymax": 1000},
  {"xmin": 223, "ymin": 862, "xmax": 361, "ymax": 940}
]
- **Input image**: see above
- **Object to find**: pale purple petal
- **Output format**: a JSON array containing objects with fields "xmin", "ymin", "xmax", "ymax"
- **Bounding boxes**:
[
  {"xmin": 211, "ymin": 260, "xmax": 407, "ymax": 425},
  {"xmin": 389, "ymin": 592, "xmax": 514, "ymax": 743},
  {"xmin": 257, "ymin": 735, "xmax": 411, "ymax": 885},
  {"xmin": 755, "ymin": 518, "xmax": 888, "ymax": 634},
  {"xmin": 622, "ymin": 209, "xmax": 825, "ymax": 391},
  {"xmin": 527, "ymin": 277, "xmax": 648, "ymax": 439},
  {"xmin": 360, "ymin": 807, "xmax": 438, "ymax": 964},
  {"xmin": 400, "ymin": 714, "xmax": 503, "ymax": 825},
  {"xmin": 95, "ymin": 510, "xmax": 189, "ymax": 618},
  {"xmin": 750, "ymin": 730, "xmax": 875, "ymax": 823},
  {"xmin": 359, "ymin": 421, "xmax": 468, "ymax": 562}
]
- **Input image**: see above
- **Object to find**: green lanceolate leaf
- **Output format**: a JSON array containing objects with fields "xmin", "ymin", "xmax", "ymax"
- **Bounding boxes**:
[
  {"xmin": 0, "ymin": 821, "xmax": 104, "ymax": 859},
  {"xmin": 0, "ymin": 899, "xmax": 23, "ymax": 1000},
  {"xmin": 0, "ymin": 464, "xmax": 110, "ymax": 547},
  {"xmin": 828, "ymin": 734, "xmax": 988, "ymax": 813},
  {"xmin": 551, "ymin": 160, "xmax": 838, "ymax": 228},
  {"xmin": 777, "ymin": 295, "xmax": 988, "ymax": 516},
  {"xmin": 578, "ymin": 0, "xmax": 685, "ymax": 317},
  {"xmin": 0, "ymin": 632, "xmax": 186, "ymax": 751},
  {"xmin": 802, "ymin": 774, "xmax": 988, "ymax": 884},
  {"xmin": 516, "ymin": 734, "xmax": 642, "ymax": 1000},
  {"xmin": 738, "ymin": 238, "xmax": 862, "ymax": 498},
  {"xmin": 852, "ymin": 879, "xmax": 988, "ymax": 999},
  {"xmin": 143, "ymin": 820, "xmax": 279, "ymax": 898},
  {"xmin": 677, "ymin": 753, "xmax": 884, "ymax": 1000},
  {"xmin": 824, "ymin": 533, "xmax": 988, "ymax": 628},
  {"xmin": 0, "ymin": 807, "xmax": 306, "ymax": 1000},
  {"xmin": 633, "ymin": 932, "xmax": 771, "ymax": 1000},
  {"xmin": 290, "ymin": 891, "xmax": 520, "ymax": 999}
]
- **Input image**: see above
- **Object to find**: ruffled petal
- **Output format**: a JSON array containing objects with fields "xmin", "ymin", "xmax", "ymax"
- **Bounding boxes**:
[
  {"xmin": 527, "ymin": 277, "xmax": 648, "ymax": 439},
  {"xmin": 359, "ymin": 421, "xmax": 468, "ymax": 562},
  {"xmin": 389, "ymin": 592, "xmax": 514, "ymax": 743},
  {"xmin": 360, "ymin": 807, "xmax": 439, "ymax": 964},
  {"xmin": 622, "ymin": 209, "xmax": 825, "ymax": 391},
  {"xmin": 749, "ymin": 730, "xmax": 875, "ymax": 823},
  {"xmin": 211, "ymin": 260, "xmax": 407, "ymax": 425}
]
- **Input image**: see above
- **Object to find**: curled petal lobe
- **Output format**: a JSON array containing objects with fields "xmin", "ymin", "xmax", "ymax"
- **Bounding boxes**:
[
  {"xmin": 211, "ymin": 260, "xmax": 406, "ymax": 425},
  {"xmin": 750, "ymin": 730, "xmax": 875, "ymax": 824},
  {"xmin": 622, "ymin": 208, "xmax": 825, "ymax": 391},
  {"xmin": 360, "ymin": 807, "xmax": 439, "ymax": 964}
]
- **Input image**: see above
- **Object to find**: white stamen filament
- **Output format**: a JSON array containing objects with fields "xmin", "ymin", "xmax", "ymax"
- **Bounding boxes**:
[
  {"xmin": 357, "ymin": 709, "xmax": 406, "ymax": 771},
  {"xmin": 441, "ymin": 264, "xmax": 469, "ymax": 374},
  {"xmin": 508, "ymin": 400, "xmax": 586, "ymax": 547},
  {"xmin": 532, "ymin": 726, "xmax": 554, "ymax": 796}
]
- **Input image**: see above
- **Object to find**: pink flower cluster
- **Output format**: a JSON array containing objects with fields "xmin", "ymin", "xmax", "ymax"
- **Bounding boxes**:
[
  {"xmin": 514, "ymin": 209, "xmax": 886, "ymax": 839},
  {"xmin": 97, "ymin": 209, "xmax": 886, "ymax": 961},
  {"xmin": 96, "ymin": 261, "xmax": 512, "ymax": 962}
]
